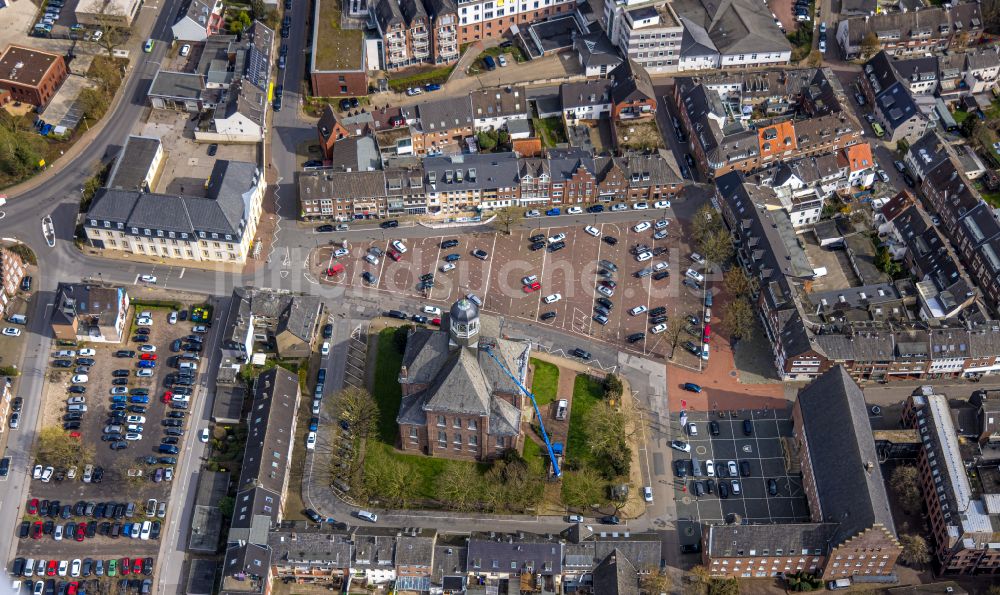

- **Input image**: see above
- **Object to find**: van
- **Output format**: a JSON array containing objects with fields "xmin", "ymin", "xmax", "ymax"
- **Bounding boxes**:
[
  {"xmin": 483, "ymin": 55, "xmax": 496, "ymax": 70},
  {"xmin": 634, "ymin": 267, "xmax": 653, "ymax": 278},
  {"xmin": 466, "ymin": 293, "xmax": 482, "ymax": 307},
  {"xmin": 555, "ymin": 399, "xmax": 568, "ymax": 421},
  {"xmin": 8, "ymin": 314, "xmax": 27, "ymax": 325},
  {"xmin": 690, "ymin": 457, "xmax": 702, "ymax": 477},
  {"xmin": 356, "ymin": 510, "xmax": 378, "ymax": 523},
  {"xmin": 179, "ymin": 362, "xmax": 198, "ymax": 371},
  {"xmin": 827, "ymin": 579, "xmax": 851, "ymax": 590}
]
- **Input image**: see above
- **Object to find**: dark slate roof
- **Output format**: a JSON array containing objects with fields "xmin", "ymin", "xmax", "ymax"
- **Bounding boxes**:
[
  {"xmin": 574, "ymin": 30, "xmax": 623, "ymax": 68},
  {"xmin": 706, "ymin": 523, "xmax": 838, "ymax": 557},
  {"xmin": 679, "ymin": 16, "xmax": 717, "ymax": 56},
  {"xmin": 548, "ymin": 148, "xmax": 596, "ymax": 181},
  {"xmin": 268, "ymin": 526, "xmax": 353, "ymax": 567},
  {"xmin": 416, "ymin": 95, "xmax": 474, "ymax": 132},
  {"xmin": 470, "ymin": 86, "xmax": 528, "ymax": 120},
  {"xmin": 843, "ymin": 3, "xmax": 982, "ymax": 47},
  {"xmin": 106, "ymin": 135, "xmax": 161, "ymax": 192},
  {"xmin": 797, "ymin": 366, "xmax": 897, "ymax": 545},
  {"xmin": 592, "ymin": 549, "xmax": 639, "ymax": 595},
  {"xmin": 423, "ymin": 152, "xmax": 520, "ymax": 192},
  {"xmin": 148, "ymin": 70, "xmax": 205, "ymax": 100},
  {"xmin": 236, "ymin": 367, "xmax": 299, "ymax": 499},
  {"xmin": 422, "ymin": 348, "xmax": 492, "ymax": 415},
  {"xmin": 467, "ymin": 534, "xmax": 563, "ymax": 575},
  {"xmin": 400, "ymin": 328, "xmax": 452, "ymax": 385},
  {"xmin": 299, "ymin": 170, "xmax": 387, "ymax": 201},
  {"xmin": 672, "ymin": 0, "xmax": 790, "ymax": 55},
  {"xmin": 560, "ymin": 78, "xmax": 612, "ymax": 109},
  {"xmin": 907, "ymin": 130, "xmax": 948, "ymax": 173},
  {"xmin": 609, "ymin": 60, "xmax": 655, "ymax": 106},
  {"xmin": 374, "ymin": 0, "xmax": 405, "ymax": 31},
  {"xmin": 400, "ymin": 0, "xmax": 428, "ymax": 23}
]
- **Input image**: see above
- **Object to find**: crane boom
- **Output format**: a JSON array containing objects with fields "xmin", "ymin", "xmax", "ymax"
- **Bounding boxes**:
[{"xmin": 482, "ymin": 345, "xmax": 562, "ymax": 477}]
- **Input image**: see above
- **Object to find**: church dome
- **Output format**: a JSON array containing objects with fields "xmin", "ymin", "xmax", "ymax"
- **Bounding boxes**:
[{"xmin": 450, "ymin": 298, "xmax": 479, "ymax": 324}]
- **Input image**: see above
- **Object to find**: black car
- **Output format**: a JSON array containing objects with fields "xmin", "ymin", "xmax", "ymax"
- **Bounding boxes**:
[
  {"xmin": 903, "ymin": 172, "xmax": 916, "ymax": 188},
  {"xmin": 167, "ymin": 411, "xmax": 186, "ymax": 419},
  {"xmin": 594, "ymin": 305, "xmax": 610, "ymax": 317},
  {"xmin": 587, "ymin": 204, "xmax": 604, "ymax": 213},
  {"xmin": 52, "ymin": 359, "xmax": 72, "ymax": 368},
  {"xmin": 540, "ymin": 311, "xmax": 557, "ymax": 321},
  {"xmin": 162, "ymin": 419, "xmax": 182, "ymax": 427},
  {"xmin": 384, "ymin": 310, "xmax": 408, "ymax": 320},
  {"xmin": 718, "ymin": 481, "xmax": 729, "ymax": 499},
  {"xmin": 626, "ymin": 332, "xmax": 645, "ymax": 343},
  {"xmin": 362, "ymin": 271, "xmax": 377, "ymax": 284},
  {"xmin": 596, "ymin": 297, "xmax": 613, "ymax": 309},
  {"xmin": 161, "ymin": 437, "xmax": 179, "ymax": 445},
  {"xmin": 680, "ymin": 543, "xmax": 702, "ymax": 554},
  {"xmin": 529, "ymin": 234, "xmax": 545, "ymax": 243},
  {"xmin": 150, "ymin": 521, "xmax": 161, "ymax": 539},
  {"xmin": 602, "ymin": 236, "xmax": 618, "ymax": 245},
  {"xmin": 440, "ymin": 239, "xmax": 459, "ymax": 249},
  {"xmin": 709, "ymin": 420, "xmax": 720, "ymax": 436},
  {"xmin": 11, "ymin": 396, "xmax": 21, "ymax": 412},
  {"xmin": 207, "ymin": 143, "xmax": 218, "ymax": 156},
  {"xmin": 529, "ymin": 241, "xmax": 546, "ymax": 251},
  {"xmin": 739, "ymin": 461, "xmax": 751, "ymax": 477},
  {"xmin": 674, "ymin": 459, "xmax": 688, "ymax": 477},
  {"xmin": 64, "ymin": 422, "xmax": 81, "ymax": 430},
  {"xmin": 650, "ymin": 315, "xmax": 667, "ymax": 324},
  {"xmin": 768, "ymin": 478, "xmax": 778, "ymax": 496},
  {"xmin": 548, "ymin": 241, "xmax": 566, "ymax": 252},
  {"xmin": 74, "ymin": 501, "xmax": 86, "ymax": 516},
  {"xmin": 652, "ymin": 270, "xmax": 670, "ymax": 281},
  {"xmin": 705, "ymin": 478, "xmax": 715, "ymax": 494},
  {"xmin": 112, "ymin": 369, "xmax": 130, "ymax": 377},
  {"xmin": 86, "ymin": 522, "xmax": 97, "ymax": 539},
  {"xmin": 649, "ymin": 306, "xmax": 666, "ymax": 317},
  {"xmin": 600, "ymin": 515, "xmax": 620, "ymax": 525},
  {"xmin": 652, "ymin": 246, "xmax": 668, "ymax": 256},
  {"xmin": 68, "ymin": 386, "xmax": 86, "ymax": 394},
  {"xmin": 570, "ymin": 348, "xmax": 591, "ymax": 359},
  {"xmin": 18, "ymin": 520, "xmax": 29, "ymax": 538},
  {"xmin": 339, "ymin": 98, "xmax": 351, "ymax": 110},
  {"xmin": 305, "ymin": 508, "xmax": 323, "ymax": 523},
  {"xmin": 317, "ymin": 225, "xmax": 335, "ymax": 232},
  {"xmin": 420, "ymin": 273, "xmax": 435, "ymax": 281},
  {"xmin": 114, "ymin": 350, "xmax": 135, "ymax": 358},
  {"xmin": 743, "ymin": 419, "xmax": 753, "ymax": 436},
  {"xmin": 380, "ymin": 219, "xmax": 399, "ymax": 228},
  {"xmin": 322, "ymin": 324, "xmax": 333, "ymax": 339},
  {"xmin": 20, "ymin": 276, "xmax": 32, "ymax": 291}
]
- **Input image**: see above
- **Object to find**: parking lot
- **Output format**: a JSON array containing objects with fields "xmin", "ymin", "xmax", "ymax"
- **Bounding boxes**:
[
  {"xmin": 673, "ymin": 408, "xmax": 811, "ymax": 547},
  {"xmin": 310, "ymin": 208, "xmax": 712, "ymax": 359},
  {"xmin": 13, "ymin": 303, "xmax": 209, "ymax": 564}
]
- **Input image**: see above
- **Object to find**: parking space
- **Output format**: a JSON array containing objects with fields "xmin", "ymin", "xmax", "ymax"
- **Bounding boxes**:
[
  {"xmin": 14, "ymin": 302, "xmax": 210, "ymax": 566},
  {"xmin": 673, "ymin": 408, "xmax": 810, "ymax": 543}
]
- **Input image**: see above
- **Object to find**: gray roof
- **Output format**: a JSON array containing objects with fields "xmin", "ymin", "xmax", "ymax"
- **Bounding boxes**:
[
  {"xmin": 423, "ymin": 152, "xmax": 520, "ymax": 192},
  {"xmin": 592, "ymin": 549, "xmax": 639, "ymax": 595},
  {"xmin": 432, "ymin": 543, "xmax": 467, "ymax": 585},
  {"xmin": 330, "ymin": 135, "xmax": 381, "ymax": 171},
  {"xmin": 415, "ymin": 95, "xmax": 474, "ymax": 132},
  {"xmin": 843, "ymin": 3, "xmax": 983, "ymax": 47},
  {"xmin": 423, "ymin": 348, "xmax": 492, "ymax": 416},
  {"xmin": 467, "ymin": 534, "xmax": 562, "ymax": 575},
  {"xmin": 149, "ymin": 70, "xmax": 205, "ymax": 100},
  {"xmin": 299, "ymin": 169, "xmax": 387, "ymax": 202},
  {"xmin": 87, "ymin": 160, "xmax": 259, "ymax": 240},
  {"xmin": 395, "ymin": 534, "xmax": 437, "ymax": 568},
  {"xmin": 966, "ymin": 46, "xmax": 1000, "ymax": 71},
  {"xmin": 797, "ymin": 366, "xmax": 897, "ymax": 545},
  {"xmin": 706, "ymin": 523, "xmax": 838, "ymax": 557},
  {"xmin": 400, "ymin": 328, "xmax": 452, "ymax": 385},
  {"xmin": 235, "ymin": 367, "xmax": 300, "ymax": 501},
  {"xmin": 106, "ymin": 135, "xmax": 161, "ymax": 191},
  {"xmin": 679, "ymin": 16, "xmax": 717, "ymax": 57},
  {"xmin": 548, "ymin": 147, "xmax": 596, "ymax": 181},
  {"xmin": 560, "ymin": 78, "xmax": 612, "ymax": 109},
  {"xmin": 574, "ymin": 30, "xmax": 623, "ymax": 68},
  {"xmin": 268, "ymin": 526, "xmax": 353, "ymax": 568},
  {"xmin": 672, "ymin": 0, "xmax": 790, "ymax": 56},
  {"xmin": 470, "ymin": 86, "xmax": 528, "ymax": 121}
]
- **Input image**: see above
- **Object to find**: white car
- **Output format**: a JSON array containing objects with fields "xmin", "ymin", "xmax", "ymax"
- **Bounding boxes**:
[
  {"xmin": 168, "ymin": 311, "xmax": 178, "ymax": 324},
  {"xmin": 653, "ymin": 261, "xmax": 669, "ymax": 272},
  {"xmin": 629, "ymin": 305, "xmax": 647, "ymax": 316},
  {"xmin": 584, "ymin": 226, "xmax": 601, "ymax": 237},
  {"xmin": 312, "ymin": 399, "xmax": 321, "ymax": 415},
  {"xmin": 643, "ymin": 486, "xmax": 654, "ymax": 503},
  {"xmin": 125, "ymin": 432, "xmax": 142, "ymax": 441},
  {"xmin": 139, "ymin": 344, "xmax": 156, "ymax": 353},
  {"xmin": 543, "ymin": 293, "xmax": 562, "ymax": 304},
  {"xmin": 334, "ymin": 247, "xmax": 349, "ymax": 258},
  {"xmin": 611, "ymin": 203, "xmax": 628, "ymax": 211},
  {"xmin": 392, "ymin": 240, "xmax": 408, "ymax": 253},
  {"xmin": 547, "ymin": 233, "xmax": 566, "ymax": 244},
  {"xmin": 57, "ymin": 561, "xmax": 68, "ymax": 576},
  {"xmin": 440, "ymin": 263, "xmax": 456, "ymax": 272},
  {"xmin": 653, "ymin": 218, "xmax": 669, "ymax": 230},
  {"xmin": 632, "ymin": 202, "xmax": 649, "ymax": 210},
  {"xmin": 364, "ymin": 254, "xmax": 379, "ymax": 265},
  {"xmin": 71, "ymin": 374, "xmax": 89, "ymax": 383},
  {"xmin": 705, "ymin": 460, "xmax": 715, "ymax": 477},
  {"xmin": 687, "ymin": 422, "xmax": 698, "ymax": 436},
  {"xmin": 42, "ymin": 466, "xmax": 54, "ymax": 482},
  {"xmin": 138, "ymin": 311, "xmax": 152, "ymax": 319},
  {"xmin": 702, "ymin": 344, "xmax": 710, "ymax": 361},
  {"xmin": 180, "ymin": 44, "xmax": 191, "ymax": 57},
  {"xmin": 193, "ymin": 325, "xmax": 208, "ymax": 333},
  {"xmin": 685, "ymin": 269, "xmax": 705, "ymax": 283},
  {"xmin": 728, "ymin": 460, "xmax": 738, "ymax": 476},
  {"xmin": 77, "ymin": 348, "xmax": 96, "ymax": 356},
  {"xmin": 651, "ymin": 323, "xmax": 667, "ymax": 334},
  {"xmin": 55, "ymin": 350, "xmax": 76, "ymax": 357},
  {"xmin": 525, "ymin": 210, "xmax": 541, "ymax": 218},
  {"xmin": 567, "ymin": 206, "xmax": 583, "ymax": 214},
  {"xmin": 405, "ymin": 86, "xmax": 423, "ymax": 96},
  {"xmin": 633, "ymin": 221, "xmax": 651, "ymax": 233},
  {"xmin": 67, "ymin": 396, "xmax": 86, "ymax": 405},
  {"xmin": 136, "ymin": 317, "xmax": 153, "ymax": 326},
  {"xmin": 597, "ymin": 284, "xmax": 614, "ymax": 297},
  {"xmin": 670, "ymin": 440, "xmax": 691, "ymax": 452},
  {"xmin": 165, "ymin": 468, "xmax": 174, "ymax": 481},
  {"xmin": 126, "ymin": 415, "xmax": 146, "ymax": 424},
  {"xmin": 321, "ymin": 341, "xmax": 330, "ymax": 355},
  {"xmin": 139, "ymin": 275, "xmax": 157, "ymax": 283},
  {"xmin": 636, "ymin": 251, "xmax": 653, "ymax": 262},
  {"xmin": 136, "ymin": 369, "xmax": 153, "ymax": 378},
  {"xmin": 653, "ymin": 200, "xmax": 671, "ymax": 209},
  {"xmin": 2, "ymin": 327, "xmax": 21, "ymax": 337},
  {"xmin": 497, "ymin": 55, "xmax": 508, "ymax": 67},
  {"xmin": 140, "ymin": 521, "xmax": 152, "ymax": 540},
  {"xmin": 306, "ymin": 431, "xmax": 317, "ymax": 450},
  {"xmin": 522, "ymin": 275, "xmax": 538, "ymax": 285},
  {"xmin": 32, "ymin": 465, "xmax": 42, "ymax": 479},
  {"xmin": 690, "ymin": 252, "xmax": 706, "ymax": 265},
  {"xmin": 200, "ymin": 428, "xmax": 210, "ymax": 443},
  {"xmin": 423, "ymin": 305, "xmax": 442, "ymax": 316},
  {"xmin": 54, "ymin": 526, "xmax": 63, "ymax": 541}
]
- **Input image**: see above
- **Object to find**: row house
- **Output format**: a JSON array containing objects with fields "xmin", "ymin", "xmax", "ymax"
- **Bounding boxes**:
[
  {"xmin": 298, "ymin": 170, "xmax": 390, "ymax": 221},
  {"xmin": 608, "ymin": 59, "xmax": 657, "ymax": 121},
  {"xmin": 561, "ymin": 79, "xmax": 612, "ymax": 121},
  {"xmin": 964, "ymin": 46, "xmax": 1000, "ymax": 94},
  {"xmin": 372, "ymin": 0, "xmax": 432, "ymax": 71},
  {"xmin": 860, "ymin": 52, "xmax": 934, "ymax": 145},
  {"xmin": 662, "ymin": 0, "xmax": 791, "ymax": 71},
  {"xmin": 595, "ymin": 150, "xmax": 684, "ymax": 202},
  {"xmin": 836, "ymin": 2, "xmax": 983, "ymax": 60},
  {"xmin": 470, "ymin": 86, "xmax": 528, "ymax": 132},
  {"xmin": 547, "ymin": 148, "xmax": 597, "ymax": 205},
  {"xmin": 707, "ymin": 367, "xmax": 901, "ymax": 580},
  {"xmin": 402, "ymin": 95, "xmax": 475, "ymax": 155},
  {"xmin": 902, "ymin": 393, "xmax": 1000, "ymax": 574},
  {"xmin": 424, "ymin": 152, "xmax": 521, "ymax": 213},
  {"xmin": 425, "ymin": 0, "xmax": 460, "ymax": 65}
]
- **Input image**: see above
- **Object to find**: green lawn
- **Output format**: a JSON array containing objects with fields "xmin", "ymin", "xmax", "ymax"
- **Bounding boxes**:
[
  {"xmin": 314, "ymin": 0, "xmax": 364, "ymax": 72},
  {"xmin": 387, "ymin": 65, "xmax": 456, "ymax": 92},
  {"xmin": 953, "ymin": 109, "xmax": 971, "ymax": 124},
  {"xmin": 533, "ymin": 117, "xmax": 567, "ymax": 148},
  {"xmin": 976, "ymin": 181, "xmax": 1000, "ymax": 208},
  {"xmin": 530, "ymin": 358, "xmax": 559, "ymax": 406},
  {"xmin": 566, "ymin": 375, "xmax": 604, "ymax": 463},
  {"xmin": 372, "ymin": 328, "xmax": 404, "ymax": 443}
]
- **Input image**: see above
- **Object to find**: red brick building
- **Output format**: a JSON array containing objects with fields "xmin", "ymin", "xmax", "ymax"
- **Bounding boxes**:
[
  {"xmin": 609, "ymin": 60, "xmax": 657, "ymax": 121},
  {"xmin": 316, "ymin": 106, "xmax": 352, "ymax": 160},
  {"xmin": 0, "ymin": 45, "xmax": 68, "ymax": 107}
]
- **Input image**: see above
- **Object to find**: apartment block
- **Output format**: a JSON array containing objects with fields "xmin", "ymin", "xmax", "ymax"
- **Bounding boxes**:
[
  {"xmin": 603, "ymin": 0, "xmax": 683, "ymax": 75},
  {"xmin": 453, "ymin": 0, "xmax": 576, "ymax": 45},
  {"xmin": 836, "ymin": 2, "xmax": 982, "ymax": 60},
  {"xmin": 860, "ymin": 52, "xmax": 934, "ymax": 145}
]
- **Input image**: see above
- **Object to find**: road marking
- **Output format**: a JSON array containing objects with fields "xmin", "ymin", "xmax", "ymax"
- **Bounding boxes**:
[{"xmin": 178, "ymin": 268, "xmax": 185, "ymax": 279}]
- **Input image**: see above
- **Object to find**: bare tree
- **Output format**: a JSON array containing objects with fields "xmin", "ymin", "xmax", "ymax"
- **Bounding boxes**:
[
  {"xmin": 860, "ymin": 32, "xmax": 880, "ymax": 60},
  {"xmin": 665, "ymin": 317, "xmax": 686, "ymax": 360},
  {"xmin": 491, "ymin": 206, "xmax": 523, "ymax": 235},
  {"xmin": 890, "ymin": 466, "xmax": 923, "ymax": 513},
  {"xmin": 640, "ymin": 567, "xmax": 672, "ymax": 594},
  {"xmin": 723, "ymin": 267, "xmax": 758, "ymax": 297},
  {"xmin": 898, "ymin": 534, "xmax": 931, "ymax": 568},
  {"xmin": 328, "ymin": 386, "xmax": 379, "ymax": 440},
  {"xmin": 561, "ymin": 468, "xmax": 607, "ymax": 510},
  {"xmin": 35, "ymin": 427, "xmax": 94, "ymax": 469},
  {"xmin": 698, "ymin": 228, "xmax": 734, "ymax": 267},
  {"xmin": 435, "ymin": 461, "xmax": 481, "ymax": 510},
  {"xmin": 91, "ymin": 7, "xmax": 130, "ymax": 58},
  {"xmin": 721, "ymin": 298, "xmax": 754, "ymax": 342}
]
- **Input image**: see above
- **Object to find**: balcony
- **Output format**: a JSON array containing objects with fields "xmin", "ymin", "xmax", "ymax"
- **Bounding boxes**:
[{"xmin": 438, "ymin": 28, "xmax": 456, "ymax": 41}]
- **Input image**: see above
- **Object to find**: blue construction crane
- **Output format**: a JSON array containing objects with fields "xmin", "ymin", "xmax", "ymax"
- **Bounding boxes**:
[{"xmin": 481, "ymin": 345, "xmax": 562, "ymax": 477}]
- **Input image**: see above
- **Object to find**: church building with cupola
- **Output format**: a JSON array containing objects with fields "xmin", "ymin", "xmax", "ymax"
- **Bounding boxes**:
[{"xmin": 395, "ymin": 298, "xmax": 531, "ymax": 461}]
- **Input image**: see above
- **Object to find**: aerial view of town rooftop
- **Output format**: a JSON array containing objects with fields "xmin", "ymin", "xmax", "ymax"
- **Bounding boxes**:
[{"xmin": 1, "ymin": 0, "xmax": 1000, "ymax": 593}]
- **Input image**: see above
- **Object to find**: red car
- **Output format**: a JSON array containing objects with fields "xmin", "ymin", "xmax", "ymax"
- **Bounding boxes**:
[
  {"xmin": 162, "ymin": 391, "xmax": 173, "ymax": 403},
  {"xmin": 32, "ymin": 521, "xmax": 43, "ymax": 539},
  {"xmin": 121, "ymin": 558, "xmax": 131, "ymax": 575},
  {"xmin": 69, "ymin": 431, "xmax": 81, "ymax": 438},
  {"xmin": 387, "ymin": 248, "xmax": 402, "ymax": 261},
  {"xmin": 46, "ymin": 560, "xmax": 57, "ymax": 576},
  {"xmin": 523, "ymin": 281, "xmax": 541, "ymax": 293},
  {"xmin": 27, "ymin": 498, "xmax": 38, "ymax": 515},
  {"xmin": 430, "ymin": 318, "xmax": 441, "ymax": 326},
  {"xmin": 140, "ymin": 353, "xmax": 157, "ymax": 361},
  {"xmin": 703, "ymin": 324, "xmax": 711, "ymax": 343},
  {"xmin": 68, "ymin": 583, "xmax": 79, "ymax": 595},
  {"xmin": 132, "ymin": 559, "xmax": 142, "ymax": 574},
  {"xmin": 75, "ymin": 523, "xmax": 86, "ymax": 541}
]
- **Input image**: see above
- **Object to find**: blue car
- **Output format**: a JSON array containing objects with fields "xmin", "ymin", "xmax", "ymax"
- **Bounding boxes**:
[
  {"xmin": 587, "ymin": 204, "xmax": 605, "ymax": 213},
  {"xmin": 682, "ymin": 382, "xmax": 703, "ymax": 393},
  {"xmin": 137, "ymin": 360, "xmax": 156, "ymax": 368},
  {"xmin": 444, "ymin": 253, "xmax": 461, "ymax": 262},
  {"xmin": 424, "ymin": 83, "xmax": 441, "ymax": 91},
  {"xmin": 129, "ymin": 395, "xmax": 150, "ymax": 404},
  {"xmin": 309, "ymin": 416, "xmax": 319, "ymax": 432},
  {"xmin": 159, "ymin": 444, "xmax": 179, "ymax": 454},
  {"xmin": 545, "ymin": 208, "xmax": 560, "ymax": 216},
  {"xmin": 110, "ymin": 396, "xmax": 127, "ymax": 403}
]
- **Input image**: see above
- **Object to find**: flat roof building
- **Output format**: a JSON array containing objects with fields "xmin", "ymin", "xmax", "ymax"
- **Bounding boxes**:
[{"xmin": 0, "ymin": 45, "xmax": 68, "ymax": 108}]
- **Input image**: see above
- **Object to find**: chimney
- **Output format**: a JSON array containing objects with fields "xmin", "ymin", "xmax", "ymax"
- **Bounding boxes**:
[
  {"xmin": 865, "ymin": 461, "xmax": 874, "ymax": 473},
  {"xmin": 399, "ymin": 365, "xmax": 408, "ymax": 381}
]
